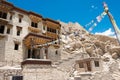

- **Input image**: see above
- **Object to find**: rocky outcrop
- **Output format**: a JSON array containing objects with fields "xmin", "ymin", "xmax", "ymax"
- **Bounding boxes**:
[{"xmin": 59, "ymin": 21, "xmax": 120, "ymax": 80}]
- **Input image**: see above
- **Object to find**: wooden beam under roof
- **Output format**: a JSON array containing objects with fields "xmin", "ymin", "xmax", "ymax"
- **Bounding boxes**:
[{"xmin": 23, "ymin": 33, "xmax": 53, "ymax": 47}]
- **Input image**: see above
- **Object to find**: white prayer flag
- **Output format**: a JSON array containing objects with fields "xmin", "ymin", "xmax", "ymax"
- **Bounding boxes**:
[{"xmin": 96, "ymin": 16, "xmax": 102, "ymax": 22}]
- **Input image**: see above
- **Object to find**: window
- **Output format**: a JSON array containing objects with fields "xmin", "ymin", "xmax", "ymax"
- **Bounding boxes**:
[
  {"xmin": 12, "ymin": 76, "xmax": 23, "ymax": 80},
  {"xmin": 14, "ymin": 44, "xmax": 19, "ymax": 50},
  {"xmin": 43, "ymin": 26, "xmax": 45, "ymax": 30},
  {"xmin": 94, "ymin": 61, "xmax": 99, "ymax": 67},
  {"xmin": 18, "ymin": 14, "xmax": 23, "ymax": 23},
  {"xmin": 55, "ymin": 50, "xmax": 58, "ymax": 55},
  {"xmin": 47, "ymin": 27, "xmax": 56, "ymax": 33},
  {"xmin": 31, "ymin": 22, "xmax": 38, "ymax": 28},
  {"xmin": 28, "ymin": 49, "xmax": 31, "ymax": 58},
  {"xmin": 31, "ymin": 22, "xmax": 34, "ymax": 27},
  {"xmin": 9, "ymin": 12, "xmax": 14, "ymax": 20},
  {"xmin": 10, "ymin": 15, "xmax": 13, "ymax": 20},
  {"xmin": 17, "ymin": 27, "xmax": 22, "ymax": 36},
  {"xmin": 0, "ymin": 11, "xmax": 7, "ymax": 19},
  {"xmin": 35, "ymin": 23, "xmax": 37, "ymax": 27},
  {"xmin": 3, "ymin": 13, "xmax": 7, "ymax": 19},
  {"xmin": 17, "ymin": 30, "xmax": 20, "ymax": 36},
  {"xmin": 0, "ymin": 25, "xmax": 5, "ymax": 34},
  {"xmin": 6, "ymin": 28, "xmax": 10, "ymax": 34},
  {"xmin": 79, "ymin": 62, "xmax": 84, "ymax": 68},
  {"xmin": 19, "ymin": 18, "xmax": 22, "ymax": 23},
  {"xmin": 0, "ymin": 12, "xmax": 2, "ymax": 17}
]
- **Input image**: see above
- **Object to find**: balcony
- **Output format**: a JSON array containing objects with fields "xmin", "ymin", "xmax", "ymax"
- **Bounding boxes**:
[
  {"xmin": 21, "ymin": 59, "xmax": 52, "ymax": 68},
  {"xmin": 0, "ymin": 18, "xmax": 9, "ymax": 24},
  {"xmin": 8, "ymin": 20, "xmax": 14, "ymax": 25},
  {"xmin": 0, "ymin": 33, "xmax": 6, "ymax": 39},
  {"xmin": 22, "ymin": 59, "xmax": 52, "ymax": 65},
  {"xmin": 28, "ymin": 26, "xmax": 41, "ymax": 33},
  {"xmin": 46, "ymin": 32, "xmax": 58, "ymax": 39},
  {"xmin": 23, "ymin": 33, "xmax": 52, "ymax": 47}
]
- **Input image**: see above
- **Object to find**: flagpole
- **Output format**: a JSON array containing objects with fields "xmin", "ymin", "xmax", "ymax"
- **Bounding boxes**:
[{"xmin": 103, "ymin": 2, "xmax": 120, "ymax": 45}]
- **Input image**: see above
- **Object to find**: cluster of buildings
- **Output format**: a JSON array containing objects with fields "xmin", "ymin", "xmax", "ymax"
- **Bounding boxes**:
[
  {"xmin": 0, "ymin": 0, "xmax": 61, "ymax": 80},
  {"xmin": 0, "ymin": 0, "xmax": 103, "ymax": 80}
]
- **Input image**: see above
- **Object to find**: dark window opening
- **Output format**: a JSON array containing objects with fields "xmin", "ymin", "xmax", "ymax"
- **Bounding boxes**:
[
  {"xmin": 47, "ymin": 27, "xmax": 56, "ymax": 33},
  {"xmin": 19, "ymin": 18, "xmax": 22, "ymax": 23},
  {"xmin": 28, "ymin": 49, "xmax": 31, "ymax": 58},
  {"xmin": 0, "ymin": 11, "xmax": 7, "ymax": 19},
  {"xmin": 0, "ymin": 25, "xmax": 5, "ymax": 34},
  {"xmin": 31, "ymin": 22, "xmax": 38, "ymax": 28},
  {"xmin": 17, "ymin": 27, "xmax": 22, "ymax": 36},
  {"xmin": 14, "ymin": 44, "xmax": 19, "ymax": 50},
  {"xmin": 12, "ymin": 76, "xmax": 23, "ymax": 80},
  {"xmin": 35, "ymin": 23, "xmax": 37, "ymax": 27},
  {"xmin": 79, "ymin": 62, "xmax": 84, "ymax": 68},
  {"xmin": 10, "ymin": 15, "xmax": 12, "ymax": 20},
  {"xmin": 31, "ymin": 22, "xmax": 34, "ymax": 27},
  {"xmin": 0, "ymin": 11, "xmax": 2, "ymax": 18},
  {"xmin": 17, "ymin": 30, "xmax": 20, "ymax": 36},
  {"xmin": 7, "ymin": 28, "xmax": 10, "ymax": 34},
  {"xmin": 3, "ymin": 13, "xmax": 7, "ymax": 19},
  {"xmin": 43, "ymin": 26, "xmax": 45, "ymax": 30},
  {"xmin": 55, "ymin": 50, "xmax": 58, "ymax": 55},
  {"xmin": 94, "ymin": 61, "xmax": 99, "ymax": 67},
  {"xmin": 27, "ymin": 49, "xmax": 37, "ymax": 58}
]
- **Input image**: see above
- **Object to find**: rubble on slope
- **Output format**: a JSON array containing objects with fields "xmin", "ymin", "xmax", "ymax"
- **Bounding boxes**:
[{"xmin": 59, "ymin": 21, "xmax": 120, "ymax": 80}]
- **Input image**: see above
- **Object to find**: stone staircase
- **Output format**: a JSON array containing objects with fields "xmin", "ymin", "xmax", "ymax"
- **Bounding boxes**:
[
  {"xmin": 55, "ymin": 52, "xmax": 81, "ymax": 65},
  {"xmin": 53, "ymin": 51, "xmax": 87, "ymax": 74},
  {"xmin": 51, "ymin": 52, "xmax": 86, "ymax": 80}
]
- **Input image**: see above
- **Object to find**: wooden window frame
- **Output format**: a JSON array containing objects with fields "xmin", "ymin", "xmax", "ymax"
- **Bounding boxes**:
[{"xmin": 79, "ymin": 62, "xmax": 84, "ymax": 68}]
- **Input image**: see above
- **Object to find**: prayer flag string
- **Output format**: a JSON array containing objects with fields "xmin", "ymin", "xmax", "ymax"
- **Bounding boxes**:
[{"xmin": 85, "ymin": 11, "xmax": 107, "ymax": 32}]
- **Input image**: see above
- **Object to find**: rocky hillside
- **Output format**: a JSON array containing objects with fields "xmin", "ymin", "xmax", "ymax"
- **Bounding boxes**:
[{"xmin": 58, "ymin": 21, "xmax": 120, "ymax": 80}]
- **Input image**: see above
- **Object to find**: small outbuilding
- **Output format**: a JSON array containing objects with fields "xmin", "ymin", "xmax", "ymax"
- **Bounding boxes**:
[{"xmin": 75, "ymin": 57, "xmax": 102, "ymax": 72}]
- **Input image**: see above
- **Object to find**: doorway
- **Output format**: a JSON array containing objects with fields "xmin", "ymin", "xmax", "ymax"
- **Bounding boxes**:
[{"xmin": 86, "ymin": 61, "xmax": 91, "ymax": 71}]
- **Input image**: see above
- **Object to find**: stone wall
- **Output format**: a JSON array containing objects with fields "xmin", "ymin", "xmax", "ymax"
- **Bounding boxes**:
[
  {"xmin": 0, "ymin": 38, "xmax": 5, "ymax": 62},
  {"xmin": 91, "ymin": 60, "xmax": 103, "ymax": 72},
  {"xmin": 48, "ymin": 46, "xmax": 61, "ymax": 62},
  {"xmin": 3, "ymin": 10, "xmax": 30, "ymax": 65},
  {"xmin": 22, "ymin": 67, "xmax": 68, "ymax": 80}
]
